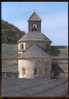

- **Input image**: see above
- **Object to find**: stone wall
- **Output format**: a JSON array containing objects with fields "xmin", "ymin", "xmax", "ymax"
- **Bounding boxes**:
[
  {"xmin": 2, "ymin": 72, "xmax": 18, "ymax": 78},
  {"xmin": 18, "ymin": 59, "xmax": 51, "ymax": 79},
  {"xmin": 51, "ymin": 58, "xmax": 68, "ymax": 79},
  {"xmin": 28, "ymin": 21, "xmax": 41, "ymax": 32},
  {"xmin": 57, "ymin": 60, "xmax": 68, "ymax": 79}
]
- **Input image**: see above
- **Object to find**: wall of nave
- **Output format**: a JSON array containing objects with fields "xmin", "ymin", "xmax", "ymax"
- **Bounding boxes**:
[{"xmin": 18, "ymin": 59, "xmax": 51, "ymax": 78}]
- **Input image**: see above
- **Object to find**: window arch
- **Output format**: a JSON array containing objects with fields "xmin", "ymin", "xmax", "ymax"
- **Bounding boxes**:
[
  {"xmin": 34, "ymin": 68, "xmax": 37, "ymax": 75},
  {"xmin": 22, "ymin": 68, "xmax": 26, "ymax": 76},
  {"xmin": 32, "ymin": 24, "xmax": 38, "ymax": 31},
  {"xmin": 20, "ymin": 43, "xmax": 26, "ymax": 50},
  {"xmin": 20, "ymin": 43, "xmax": 23, "ymax": 49}
]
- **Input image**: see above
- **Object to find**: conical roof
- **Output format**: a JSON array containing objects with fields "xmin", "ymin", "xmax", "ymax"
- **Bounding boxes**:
[
  {"xmin": 22, "ymin": 44, "xmax": 50, "ymax": 59},
  {"xmin": 19, "ymin": 32, "xmax": 51, "ymax": 43},
  {"xmin": 28, "ymin": 12, "xmax": 41, "ymax": 21}
]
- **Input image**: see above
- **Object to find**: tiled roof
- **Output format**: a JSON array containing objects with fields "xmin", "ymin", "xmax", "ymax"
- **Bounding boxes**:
[
  {"xmin": 19, "ymin": 32, "xmax": 51, "ymax": 43},
  {"xmin": 21, "ymin": 44, "xmax": 50, "ymax": 59},
  {"xmin": 28, "ymin": 12, "xmax": 41, "ymax": 21}
]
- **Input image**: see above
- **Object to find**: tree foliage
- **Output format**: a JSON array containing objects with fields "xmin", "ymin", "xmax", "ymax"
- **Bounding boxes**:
[{"xmin": 1, "ymin": 20, "xmax": 25, "ymax": 44}]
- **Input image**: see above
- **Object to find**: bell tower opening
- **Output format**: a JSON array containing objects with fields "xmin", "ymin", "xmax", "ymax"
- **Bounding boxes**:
[
  {"xmin": 32, "ymin": 24, "xmax": 38, "ymax": 31},
  {"xmin": 28, "ymin": 12, "xmax": 41, "ymax": 32}
]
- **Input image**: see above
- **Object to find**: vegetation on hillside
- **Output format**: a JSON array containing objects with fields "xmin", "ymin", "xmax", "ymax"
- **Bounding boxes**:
[
  {"xmin": 2, "ymin": 20, "xmax": 67, "ymax": 56},
  {"xmin": 1, "ymin": 20, "xmax": 25, "ymax": 43}
]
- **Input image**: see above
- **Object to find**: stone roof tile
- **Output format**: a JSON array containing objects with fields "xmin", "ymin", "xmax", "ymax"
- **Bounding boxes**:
[
  {"xmin": 28, "ymin": 12, "xmax": 41, "ymax": 21},
  {"xmin": 19, "ymin": 32, "xmax": 51, "ymax": 43},
  {"xmin": 21, "ymin": 44, "xmax": 50, "ymax": 58}
]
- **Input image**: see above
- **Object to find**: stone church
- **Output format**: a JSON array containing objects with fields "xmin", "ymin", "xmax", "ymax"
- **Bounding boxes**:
[{"xmin": 17, "ymin": 12, "xmax": 67, "ymax": 79}]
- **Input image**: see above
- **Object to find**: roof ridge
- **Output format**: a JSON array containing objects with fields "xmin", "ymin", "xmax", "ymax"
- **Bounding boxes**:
[{"xmin": 28, "ymin": 12, "xmax": 41, "ymax": 21}]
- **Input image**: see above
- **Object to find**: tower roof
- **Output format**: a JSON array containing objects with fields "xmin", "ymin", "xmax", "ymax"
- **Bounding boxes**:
[
  {"xmin": 21, "ymin": 45, "xmax": 50, "ymax": 59},
  {"xmin": 28, "ymin": 12, "xmax": 41, "ymax": 21},
  {"xmin": 19, "ymin": 32, "xmax": 51, "ymax": 43}
]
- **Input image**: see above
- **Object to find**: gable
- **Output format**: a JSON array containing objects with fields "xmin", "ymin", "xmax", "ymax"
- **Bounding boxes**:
[{"xmin": 21, "ymin": 44, "xmax": 50, "ymax": 59}]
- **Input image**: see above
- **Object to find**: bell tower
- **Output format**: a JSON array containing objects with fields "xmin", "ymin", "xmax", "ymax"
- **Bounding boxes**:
[{"xmin": 28, "ymin": 12, "xmax": 41, "ymax": 32}]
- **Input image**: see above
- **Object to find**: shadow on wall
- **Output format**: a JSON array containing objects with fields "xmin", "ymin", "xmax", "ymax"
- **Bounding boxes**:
[
  {"xmin": 51, "ymin": 61, "xmax": 64, "ymax": 79},
  {"xmin": 48, "ymin": 46, "xmax": 60, "ymax": 56}
]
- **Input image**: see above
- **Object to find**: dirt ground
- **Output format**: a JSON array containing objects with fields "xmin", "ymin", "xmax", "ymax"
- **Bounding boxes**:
[{"xmin": 1, "ymin": 78, "xmax": 68, "ymax": 97}]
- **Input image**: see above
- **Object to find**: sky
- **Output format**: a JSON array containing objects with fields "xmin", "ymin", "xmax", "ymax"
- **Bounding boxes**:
[{"xmin": 2, "ymin": 2, "xmax": 68, "ymax": 46}]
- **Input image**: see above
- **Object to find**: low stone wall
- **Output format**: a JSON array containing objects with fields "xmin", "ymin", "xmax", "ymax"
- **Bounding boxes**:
[
  {"xmin": 52, "ymin": 58, "xmax": 68, "ymax": 79},
  {"xmin": 2, "ymin": 72, "xmax": 18, "ymax": 78}
]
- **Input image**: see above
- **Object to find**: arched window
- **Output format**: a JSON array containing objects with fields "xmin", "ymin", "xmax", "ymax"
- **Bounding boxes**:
[
  {"xmin": 20, "ymin": 43, "xmax": 26, "ymax": 50},
  {"xmin": 20, "ymin": 44, "xmax": 23, "ymax": 49},
  {"xmin": 22, "ymin": 68, "xmax": 26, "ymax": 76},
  {"xmin": 23, "ymin": 42, "xmax": 26, "ymax": 50},
  {"xmin": 34, "ymin": 68, "xmax": 37, "ymax": 75},
  {"xmin": 32, "ymin": 24, "xmax": 38, "ymax": 31}
]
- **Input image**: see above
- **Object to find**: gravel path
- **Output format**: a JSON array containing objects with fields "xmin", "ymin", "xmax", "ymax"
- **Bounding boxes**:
[{"xmin": 1, "ymin": 78, "xmax": 68, "ymax": 97}]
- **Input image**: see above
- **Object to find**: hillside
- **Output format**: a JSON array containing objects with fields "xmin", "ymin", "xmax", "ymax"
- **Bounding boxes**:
[{"xmin": 1, "ymin": 20, "xmax": 25, "ymax": 43}]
